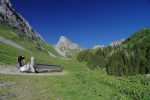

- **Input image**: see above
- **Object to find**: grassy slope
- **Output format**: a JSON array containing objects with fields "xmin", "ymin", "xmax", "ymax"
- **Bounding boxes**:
[
  {"xmin": 0, "ymin": 25, "xmax": 150, "ymax": 100},
  {"xmin": 0, "ymin": 23, "xmax": 61, "ymax": 65}
]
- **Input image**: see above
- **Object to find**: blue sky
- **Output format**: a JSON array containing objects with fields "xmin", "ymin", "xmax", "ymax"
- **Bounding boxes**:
[{"xmin": 12, "ymin": 0, "xmax": 150, "ymax": 48}]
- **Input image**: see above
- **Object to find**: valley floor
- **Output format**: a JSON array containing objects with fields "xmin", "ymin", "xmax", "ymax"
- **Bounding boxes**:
[{"xmin": 0, "ymin": 60, "xmax": 150, "ymax": 100}]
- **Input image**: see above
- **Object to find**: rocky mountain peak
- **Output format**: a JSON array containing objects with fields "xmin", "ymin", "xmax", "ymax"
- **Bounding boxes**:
[
  {"xmin": 59, "ymin": 36, "xmax": 70, "ymax": 44},
  {"xmin": 56, "ymin": 36, "xmax": 79, "ymax": 50},
  {"xmin": 55, "ymin": 36, "xmax": 81, "ymax": 57}
]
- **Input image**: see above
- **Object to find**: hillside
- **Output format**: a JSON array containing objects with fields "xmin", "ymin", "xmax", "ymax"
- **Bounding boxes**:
[
  {"xmin": 0, "ymin": 23, "xmax": 62, "ymax": 65},
  {"xmin": 123, "ymin": 28, "xmax": 150, "ymax": 48},
  {"xmin": 77, "ymin": 28, "xmax": 150, "ymax": 76},
  {"xmin": 0, "ymin": 23, "xmax": 81, "ymax": 65}
]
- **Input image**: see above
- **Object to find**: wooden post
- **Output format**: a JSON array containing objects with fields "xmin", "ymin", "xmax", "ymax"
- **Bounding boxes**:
[{"xmin": 30, "ymin": 57, "xmax": 34, "ymax": 66}]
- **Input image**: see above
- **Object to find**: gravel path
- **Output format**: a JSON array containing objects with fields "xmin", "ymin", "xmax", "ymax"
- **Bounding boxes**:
[
  {"xmin": 0, "ymin": 66, "xmax": 66, "ymax": 76},
  {"xmin": 0, "ymin": 36, "xmax": 25, "ymax": 50}
]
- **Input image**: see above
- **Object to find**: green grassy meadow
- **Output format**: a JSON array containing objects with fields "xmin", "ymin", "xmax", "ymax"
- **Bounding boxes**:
[{"xmin": 1, "ymin": 60, "xmax": 150, "ymax": 100}]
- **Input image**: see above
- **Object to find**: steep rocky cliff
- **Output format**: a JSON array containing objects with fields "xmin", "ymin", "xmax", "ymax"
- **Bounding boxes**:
[{"xmin": 0, "ymin": 0, "xmax": 43, "ymax": 41}]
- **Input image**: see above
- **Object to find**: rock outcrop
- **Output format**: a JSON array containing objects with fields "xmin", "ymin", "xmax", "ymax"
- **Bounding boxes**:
[
  {"xmin": 93, "ymin": 45, "xmax": 104, "ymax": 49},
  {"xmin": 110, "ymin": 39, "xmax": 125, "ymax": 47},
  {"xmin": 55, "ymin": 36, "xmax": 81, "ymax": 57},
  {"xmin": 0, "ymin": 0, "xmax": 44, "ymax": 41},
  {"xmin": 56, "ymin": 36, "xmax": 79, "ymax": 50}
]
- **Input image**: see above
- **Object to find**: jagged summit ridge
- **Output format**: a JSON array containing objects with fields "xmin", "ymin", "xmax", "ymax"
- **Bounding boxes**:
[
  {"xmin": 0, "ymin": 0, "xmax": 44, "ymax": 41},
  {"xmin": 59, "ymin": 36, "xmax": 68, "ymax": 42},
  {"xmin": 56, "ymin": 36, "xmax": 79, "ymax": 50}
]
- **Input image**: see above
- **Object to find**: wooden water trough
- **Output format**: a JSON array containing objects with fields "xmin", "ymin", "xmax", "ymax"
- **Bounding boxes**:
[
  {"xmin": 34, "ymin": 63, "xmax": 61, "ymax": 72},
  {"xmin": 30, "ymin": 57, "xmax": 62, "ymax": 73}
]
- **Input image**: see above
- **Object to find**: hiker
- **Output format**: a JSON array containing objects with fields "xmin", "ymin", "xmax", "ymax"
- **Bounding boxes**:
[{"xmin": 16, "ymin": 56, "xmax": 25, "ymax": 69}]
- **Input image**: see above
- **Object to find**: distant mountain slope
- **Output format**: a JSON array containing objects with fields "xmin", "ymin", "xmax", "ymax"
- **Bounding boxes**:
[
  {"xmin": 77, "ymin": 27, "xmax": 150, "ymax": 76},
  {"xmin": 0, "ymin": 0, "xmax": 43, "ymax": 41}
]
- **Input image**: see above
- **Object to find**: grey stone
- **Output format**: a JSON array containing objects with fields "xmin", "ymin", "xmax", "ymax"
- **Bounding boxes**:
[{"xmin": 0, "ymin": 0, "xmax": 44, "ymax": 42}]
